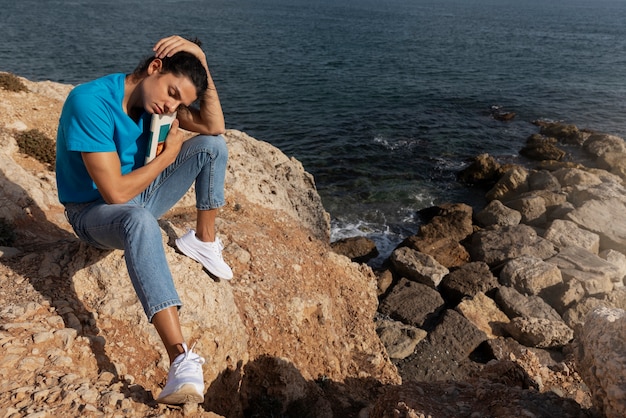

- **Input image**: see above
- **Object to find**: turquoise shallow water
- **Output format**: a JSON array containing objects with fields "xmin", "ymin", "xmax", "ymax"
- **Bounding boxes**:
[{"xmin": 2, "ymin": 0, "xmax": 626, "ymax": 261}]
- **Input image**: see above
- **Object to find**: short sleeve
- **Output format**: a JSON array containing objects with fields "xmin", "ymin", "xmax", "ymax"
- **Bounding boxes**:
[{"xmin": 61, "ymin": 91, "xmax": 116, "ymax": 153}]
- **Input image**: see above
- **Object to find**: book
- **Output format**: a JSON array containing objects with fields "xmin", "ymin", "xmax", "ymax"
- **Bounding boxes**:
[{"xmin": 145, "ymin": 112, "xmax": 177, "ymax": 164}]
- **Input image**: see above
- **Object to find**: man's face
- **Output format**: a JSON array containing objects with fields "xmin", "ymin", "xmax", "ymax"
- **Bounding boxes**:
[{"xmin": 143, "ymin": 67, "xmax": 197, "ymax": 115}]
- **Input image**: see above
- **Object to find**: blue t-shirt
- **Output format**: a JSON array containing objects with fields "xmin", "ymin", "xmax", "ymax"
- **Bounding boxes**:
[{"xmin": 56, "ymin": 73, "xmax": 151, "ymax": 203}]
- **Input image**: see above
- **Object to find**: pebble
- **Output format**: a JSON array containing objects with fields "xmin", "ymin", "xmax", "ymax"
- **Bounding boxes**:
[
  {"xmin": 54, "ymin": 328, "xmax": 77, "ymax": 349},
  {"xmin": 32, "ymin": 331, "xmax": 54, "ymax": 344}
]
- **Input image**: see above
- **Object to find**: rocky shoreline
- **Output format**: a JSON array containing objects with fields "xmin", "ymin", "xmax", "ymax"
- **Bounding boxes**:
[
  {"xmin": 1, "ymin": 74, "xmax": 625, "ymax": 417},
  {"xmin": 332, "ymin": 121, "xmax": 626, "ymax": 417}
]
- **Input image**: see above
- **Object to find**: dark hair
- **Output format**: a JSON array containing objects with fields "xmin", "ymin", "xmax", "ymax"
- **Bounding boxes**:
[{"xmin": 132, "ymin": 39, "xmax": 208, "ymax": 100}]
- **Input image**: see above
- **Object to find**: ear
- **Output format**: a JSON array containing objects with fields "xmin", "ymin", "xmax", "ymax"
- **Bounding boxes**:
[{"xmin": 147, "ymin": 58, "xmax": 163, "ymax": 75}]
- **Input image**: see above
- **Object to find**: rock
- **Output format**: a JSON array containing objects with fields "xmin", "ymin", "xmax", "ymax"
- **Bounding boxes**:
[
  {"xmin": 519, "ymin": 134, "xmax": 566, "ymax": 161},
  {"xmin": 599, "ymin": 249, "xmax": 626, "ymax": 287},
  {"xmin": 494, "ymin": 286, "xmax": 563, "ymax": 322},
  {"xmin": 543, "ymin": 219, "xmax": 601, "ymax": 253},
  {"xmin": 468, "ymin": 224, "xmax": 556, "ymax": 267},
  {"xmin": 456, "ymin": 292, "xmax": 510, "ymax": 338},
  {"xmin": 583, "ymin": 133, "xmax": 626, "ymax": 157},
  {"xmin": 400, "ymin": 204, "xmax": 473, "ymax": 268},
  {"xmin": 528, "ymin": 189, "xmax": 568, "ymax": 208},
  {"xmin": 499, "ymin": 255, "xmax": 563, "ymax": 296},
  {"xmin": 552, "ymin": 167, "xmax": 602, "ymax": 189},
  {"xmin": 389, "ymin": 247, "xmax": 449, "ymax": 288},
  {"xmin": 562, "ymin": 297, "xmax": 610, "ymax": 331},
  {"xmin": 491, "ymin": 106, "xmax": 516, "ymax": 121},
  {"xmin": 0, "ymin": 246, "xmax": 21, "ymax": 258},
  {"xmin": 528, "ymin": 170, "xmax": 561, "ymax": 192},
  {"xmin": 568, "ymin": 181, "xmax": 626, "ymax": 208},
  {"xmin": 486, "ymin": 166, "xmax": 529, "ymax": 201},
  {"xmin": 378, "ymin": 278, "xmax": 445, "ymax": 329},
  {"xmin": 538, "ymin": 122, "xmax": 585, "ymax": 146},
  {"xmin": 395, "ymin": 310, "xmax": 487, "ymax": 382},
  {"xmin": 417, "ymin": 203, "xmax": 474, "ymax": 243},
  {"xmin": 330, "ymin": 236, "xmax": 379, "ymax": 263},
  {"xmin": 547, "ymin": 246, "xmax": 620, "ymax": 297},
  {"xmin": 457, "ymin": 153, "xmax": 502, "ymax": 186},
  {"xmin": 483, "ymin": 337, "xmax": 565, "ymax": 368},
  {"xmin": 439, "ymin": 261, "xmax": 498, "ymax": 306},
  {"xmin": 546, "ymin": 201, "xmax": 575, "ymax": 222},
  {"xmin": 225, "ymin": 129, "xmax": 331, "ymax": 242},
  {"xmin": 400, "ymin": 236, "xmax": 470, "ymax": 268},
  {"xmin": 504, "ymin": 195, "xmax": 547, "ymax": 227},
  {"xmin": 575, "ymin": 307, "xmax": 626, "ymax": 418},
  {"xmin": 564, "ymin": 198, "xmax": 626, "ymax": 254},
  {"xmin": 475, "ymin": 199, "xmax": 522, "ymax": 228},
  {"xmin": 369, "ymin": 379, "xmax": 591, "ymax": 418},
  {"xmin": 597, "ymin": 151, "xmax": 626, "ymax": 181},
  {"xmin": 605, "ymin": 288, "xmax": 626, "ymax": 310},
  {"xmin": 375, "ymin": 269, "xmax": 394, "ymax": 296},
  {"xmin": 504, "ymin": 317, "xmax": 573, "ymax": 349},
  {"xmin": 375, "ymin": 317, "xmax": 427, "ymax": 360},
  {"xmin": 543, "ymin": 279, "xmax": 587, "ymax": 315}
]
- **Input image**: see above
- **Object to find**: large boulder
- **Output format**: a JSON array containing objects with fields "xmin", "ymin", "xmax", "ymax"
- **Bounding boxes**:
[
  {"xmin": 575, "ymin": 307, "xmax": 626, "ymax": 418},
  {"xmin": 519, "ymin": 134, "xmax": 566, "ymax": 161},
  {"xmin": 225, "ymin": 129, "xmax": 330, "ymax": 241},
  {"xmin": 564, "ymin": 198, "xmax": 626, "ymax": 254},
  {"xmin": 583, "ymin": 133, "xmax": 626, "ymax": 157},
  {"xmin": 475, "ymin": 199, "xmax": 522, "ymax": 228},
  {"xmin": 378, "ymin": 278, "xmax": 445, "ymax": 329},
  {"xmin": 486, "ymin": 166, "xmax": 529, "ymax": 201},
  {"xmin": 499, "ymin": 255, "xmax": 563, "ymax": 296},
  {"xmin": 547, "ymin": 246, "xmax": 620, "ymax": 297},
  {"xmin": 394, "ymin": 309, "xmax": 487, "ymax": 382},
  {"xmin": 439, "ymin": 261, "xmax": 498, "ymax": 306},
  {"xmin": 543, "ymin": 219, "xmax": 601, "ymax": 253},
  {"xmin": 389, "ymin": 247, "xmax": 449, "ymax": 288},
  {"xmin": 468, "ymin": 224, "xmax": 556, "ymax": 267}
]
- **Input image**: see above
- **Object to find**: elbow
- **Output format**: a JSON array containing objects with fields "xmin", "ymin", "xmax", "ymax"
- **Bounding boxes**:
[
  {"xmin": 107, "ymin": 197, "xmax": 129, "ymax": 205},
  {"xmin": 201, "ymin": 127, "xmax": 226, "ymax": 137},
  {"xmin": 101, "ymin": 191, "xmax": 131, "ymax": 205},
  {"xmin": 205, "ymin": 121, "xmax": 226, "ymax": 136},
  {"xmin": 212, "ymin": 126, "xmax": 226, "ymax": 136}
]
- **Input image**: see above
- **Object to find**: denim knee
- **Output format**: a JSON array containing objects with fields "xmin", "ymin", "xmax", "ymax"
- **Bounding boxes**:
[
  {"xmin": 121, "ymin": 207, "xmax": 162, "ymax": 239},
  {"xmin": 189, "ymin": 135, "xmax": 228, "ymax": 209},
  {"xmin": 193, "ymin": 134, "xmax": 228, "ymax": 161}
]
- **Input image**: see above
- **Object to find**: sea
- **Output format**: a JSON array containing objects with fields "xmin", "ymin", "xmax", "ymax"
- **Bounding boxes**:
[{"xmin": 2, "ymin": 0, "xmax": 626, "ymax": 265}]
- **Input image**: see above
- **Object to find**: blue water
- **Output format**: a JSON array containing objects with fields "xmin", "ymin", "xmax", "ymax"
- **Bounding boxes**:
[{"xmin": 3, "ymin": 0, "xmax": 626, "ymax": 262}]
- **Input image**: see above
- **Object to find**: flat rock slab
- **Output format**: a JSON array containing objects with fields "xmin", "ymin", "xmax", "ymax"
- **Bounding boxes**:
[
  {"xmin": 379, "ymin": 278, "xmax": 445, "ymax": 329},
  {"xmin": 565, "ymin": 197, "xmax": 626, "ymax": 253},
  {"xmin": 395, "ymin": 309, "xmax": 487, "ymax": 382},
  {"xmin": 469, "ymin": 224, "xmax": 556, "ymax": 267}
]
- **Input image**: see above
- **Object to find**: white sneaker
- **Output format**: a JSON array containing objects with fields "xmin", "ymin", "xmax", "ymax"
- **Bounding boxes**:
[
  {"xmin": 176, "ymin": 229, "xmax": 234, "ymax": 280},
  {"xmin": 156, "ymin": 343, "xmax": 205, "ymax": 405}
]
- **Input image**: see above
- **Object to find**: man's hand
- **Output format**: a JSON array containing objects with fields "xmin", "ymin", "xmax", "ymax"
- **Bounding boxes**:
[
  {"xmin": 162, "ymin": 119, "xmax": 185, "ymax": 157},
  {"xmin": 153, "ymin": 35, "xmax": 207, "ymax": 68}
]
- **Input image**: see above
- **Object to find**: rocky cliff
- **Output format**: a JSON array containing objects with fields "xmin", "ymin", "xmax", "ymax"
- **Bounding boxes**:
[
  {"xmin": 0, "ymin": 74, "xmax": 398, "ymax": 418},
  {"xmin": 1, "ymin": 74, "xmax": 625, "ymax": 418}
]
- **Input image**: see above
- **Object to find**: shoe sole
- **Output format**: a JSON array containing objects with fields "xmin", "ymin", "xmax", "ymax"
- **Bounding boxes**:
[
  {"xmin": 175, "ymin": 237, "xmax": 233, "ymax": 280},
  {"xmin": 156, "ymin": 384, "xmax": 204, "ymax": 405}
]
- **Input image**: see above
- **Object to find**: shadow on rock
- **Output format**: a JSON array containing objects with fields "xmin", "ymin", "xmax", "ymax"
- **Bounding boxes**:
[
  {"xmin": 204, "ymin": 355, "xmax": 385, "ymax": 418},
  {"xmin": 1, "ymin": 171, "xmax": 118, "ymax": 378}
]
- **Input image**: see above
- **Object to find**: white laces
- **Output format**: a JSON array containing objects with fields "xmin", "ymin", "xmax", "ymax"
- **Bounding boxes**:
[{"xmin": 173, "ymin": 343, "xmax": 205, "ymax": 376}]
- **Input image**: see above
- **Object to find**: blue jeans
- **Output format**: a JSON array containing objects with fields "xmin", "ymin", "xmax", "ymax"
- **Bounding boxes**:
[{"xmin": 64, "ymin": 135, "xmax": 228, "ymax": 322}]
